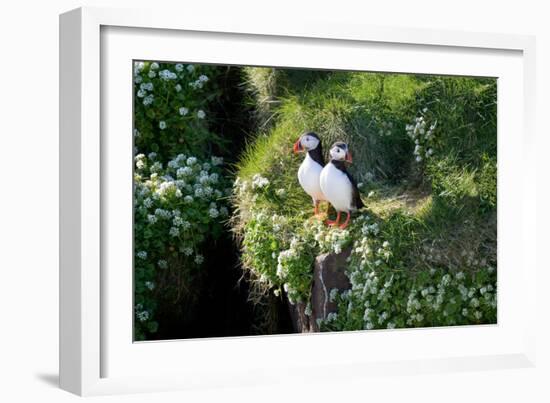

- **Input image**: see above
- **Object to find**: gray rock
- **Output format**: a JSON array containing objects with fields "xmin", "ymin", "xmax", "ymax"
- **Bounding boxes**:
[
  {"xmin": 286, "ymin": 247, "xmax": 351, "ymax": 332},
  {"xmin": 310, "ymin": 248, "xmax": 351, "ymax": 331}
]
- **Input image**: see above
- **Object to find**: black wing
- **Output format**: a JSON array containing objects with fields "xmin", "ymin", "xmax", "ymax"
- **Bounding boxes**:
[{"xmin": 344, "ymin": 171, "xmax": 364, "ymax": 210}]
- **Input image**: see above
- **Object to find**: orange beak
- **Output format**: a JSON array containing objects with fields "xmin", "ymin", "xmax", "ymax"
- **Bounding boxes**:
[
  {"xmin": 293, "ymin": 140, "xmax": 303, "ymax": 154},
  {"xmin": 345, "ymin": 151, "xmax": 353, "ymax": 163}
]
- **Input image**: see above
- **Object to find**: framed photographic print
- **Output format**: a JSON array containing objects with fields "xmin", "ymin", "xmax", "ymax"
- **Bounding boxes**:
[{"xmin": 60, "ymin": 6, "xmax": 537, "ymax": 396}]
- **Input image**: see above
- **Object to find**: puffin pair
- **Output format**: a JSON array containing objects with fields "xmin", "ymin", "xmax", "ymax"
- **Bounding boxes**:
[{"xmin": 293, "ymin": 132, "xmax": 364, "ymax": 229}]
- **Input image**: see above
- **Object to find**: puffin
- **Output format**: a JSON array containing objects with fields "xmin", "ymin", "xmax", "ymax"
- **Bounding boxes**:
[
  {"xmin": 293, "ymin": 131, "xmax": 326, "ymax": 216},
  {"xmin": 319, "ymin": 142, "xmax": 364, "ymax": 229}
]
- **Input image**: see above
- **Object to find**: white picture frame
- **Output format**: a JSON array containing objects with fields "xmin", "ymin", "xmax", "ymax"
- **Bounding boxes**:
[{"xmin": 59, "ymin": 6, "xmax": 537, "ymax": 396}]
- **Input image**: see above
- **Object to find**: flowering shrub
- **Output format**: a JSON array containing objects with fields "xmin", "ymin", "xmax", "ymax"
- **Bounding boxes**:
[
  {"xmin": 134, "ymin": 150, "xmax": 230, "ymax": 339},
  {"xmin": 232, "ymin": 69, "xmax": 497, "ymax": 334},
  {"xmin": 318, "ymin": 215, "xmax": 497, "ymax": 331},
  {"xmin": 133, "ymin": 61, "xmax": 226, "ymax": 160},
  {"xmin": 234, "ymin": 173, "xmax": 496, "ymax": 332},
  {"xmin": 406, "ymin": 109, "xmax": 437, "ymax": 164}
]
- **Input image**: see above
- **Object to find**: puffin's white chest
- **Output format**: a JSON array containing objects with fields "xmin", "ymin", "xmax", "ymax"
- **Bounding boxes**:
[
  {"xmin": 319, "ymin": 163, "xmax": 354, "ymax": 212},
  {"xmin": 298, "ymin": 153, "xmax": 325, "ymax": 201}
]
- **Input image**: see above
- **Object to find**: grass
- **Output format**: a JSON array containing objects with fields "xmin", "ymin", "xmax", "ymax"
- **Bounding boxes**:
[
  {"xmin": 235, "ymin": 66, "xmax": 496, "ymax": 249},
  {"xmin": 232, "ymin": 67, "xmax": 498, "ymax": 332}
]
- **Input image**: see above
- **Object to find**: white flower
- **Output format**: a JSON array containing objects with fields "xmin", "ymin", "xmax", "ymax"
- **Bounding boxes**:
[
  {"xmin": 208, "ymin": 208, "xmax": 219, "ymax": 218},
  {"xmin": 159, "ymin": 121, "xmax": 167, "ymax": 130},
  {"xmin": 329, "ymin": 288, "xmax": 339, "ymax": 302},
  {"xmin": 194, "ymin": 254, "xmax": 204, "ymax": 264},
  {"xmin": 169, "ymin": 227, "xmax": 179, "ymax": 237},
  {"xmin": 150, "ymin": 62, "xmax": 159, "ymax": 70},
  {"xmin": 137, "ymin": 310, "xmax": 150, "ymax": 322},
  {"xmin": 184, "ymin": 195, "xmax": 194, "ymax": 204},
  {"xmin": 147, "ymin": 214, "xmax": 157, "ymax": 224},
  {"xmin": 136, "ymin": 159, "xmax": 146, "ymax": 170},
  {"xmin": 157, "ymin": 181, "xmax": 176, "ymax": 197},
  {"xmin": 275, "ymin": 188, "xmax": 286, "ymax": 197},
  {"xmin": 186, "ymin": 64, "xmax": 194, "ymax": 72},
  {"xmin": 175, "ymin": 84, "xmax": 182, "ymax": 92},
  {"xmin": 137, "ymin": 251, "xmax": 147, "ymax": 260},
  {"xmin": 251, "ymin": 174, "xmax": 269, "ymax": 189},
  {"xmin": 199, "ymin": 74, "xmax": 209, "ymax": 82},
  {"xmin": 158, "ymin": 260, "xmax": 168, "ymax": 269},
  {"xmin": 211, "ymin": 156, "xmax": 223, "ymax": 166},
  {"xmin": 179, "ymin": 107, "xmax": 189, "ymax": 116},
  {"xmin": 208, "ymin": 173, "xmax": 219, "ymax": 184},
  {"xmin": 327, "ymin": 312, "xmax": 338, "ymax": 322},
  {"xmin": 197, "ymin": 110, "xmax": 206, "ymax": 119},
  {"xmin": 143, "ymin": 198, "xmax": 153, "ymax": 208},
  {"xmin": 145, "ymin": 281, "xmax": 155, "ymax": 290},
  {"xmin": 134, "ymin": 61, "xmax": 145, "ymax": 72},
  {"xmin": 143, "ymin": 95, "xmax": 154, "ymax": 106},
  {"xmin": 150, "ymin": 162, "xmax": 163, "ymax": 173},
  {"xmin": 186, "ymin": 157, "xmax": 197, "ymax": 166},
  {"xmin": 175, "ymin": 63, "xmax": 184, "ymax": 72},
  {"xmin": 148, "ymin": 70, "xmax": 156, "ymax": 78},
  {"xmin": 177, "ymin": 166, "xmax": 193, "ymax": 177},
  {"xmin": 159, "ymin": 69, "xmax": 177, "ymax": 81},
  {"xmin": 182, "ymin": 247, "xmax": 193, "ymax": 256},
  {"xmin": 194, "ymin": 187, "xmax": 204, "ymax": 198}
]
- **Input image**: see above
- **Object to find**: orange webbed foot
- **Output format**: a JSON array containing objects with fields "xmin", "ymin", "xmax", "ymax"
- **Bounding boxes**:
[
  {"xmin": 339, "ymin": 212, "xmax": 351, "ymax": 229},
  {"xmin": 326, "ymin": 212, "xmax": 341, "ymax": 227}
]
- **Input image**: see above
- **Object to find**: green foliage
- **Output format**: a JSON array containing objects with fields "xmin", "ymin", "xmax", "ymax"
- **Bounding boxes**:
[
  {"xmin": 233, "ymin": 67, "xmax": 498, "ymax": 333},
  {"xmin": 417, "ymin": 76, "xmax": 497, "ymax": 168},
  {"xmin": 133, "ymin": 61, "xmax": 238, "ymax": 340},
  {"xmin": 133, "ymin": 60, "xmax": 499, "ymax": 336},
  {"xmin": 133, "ymin": 153, "xmax": 230, "ymax": 340},
  {"xmin": 238, "ymin": 69, "xmax": 423, "ymax": 184},
  {"xmin": 133, "ymin": 61, "xmax": 227, "ymax": 161},
  {"xmin": 320, "ymin": 214, "xmax": 496, "ymax": 331}
]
